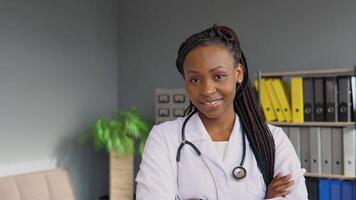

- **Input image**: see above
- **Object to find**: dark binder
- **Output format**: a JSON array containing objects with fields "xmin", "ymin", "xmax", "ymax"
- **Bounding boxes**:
[
  {"xmin": 303, "ymin": 78, "xmax": 314, "ymax": 121},
  {"xmin": 325, "ymin": 77, "xmax": 338, "ymax": 121},
  {"xmin": 313, "ymin": 77, "xmax": 325, "ymax": 121},
  {"xmin": 306, "ymin": 177, "xmax": 319, "ymax": 200},
  {"xmin": 337, "ymin": 76, "xmax": 352, "ymax": 122}
]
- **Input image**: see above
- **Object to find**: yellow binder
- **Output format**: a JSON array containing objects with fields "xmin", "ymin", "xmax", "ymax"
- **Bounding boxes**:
[
  {"xmin": 271, "ymin": 79, "xmax": 292, "ymax": 122},
  {"xmin": 254, "ymin": 79, "xmax": 277, "ymax": 122},
  {"xmin": 265, "ymin": 79, "xmax": 286, "ymax": 122},
  {"xmin": 291, "ymin": 77, "xmax": 304, "ymax": 123}
]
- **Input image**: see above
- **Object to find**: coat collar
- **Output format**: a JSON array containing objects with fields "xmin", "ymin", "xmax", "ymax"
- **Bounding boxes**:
[
  {"xmin": 183, "ymin": 112, "xmax": 244, "ymax": 171},
  {"xmin": 183, "ymin": 112, "xmax": 242, "ymax": 144}
]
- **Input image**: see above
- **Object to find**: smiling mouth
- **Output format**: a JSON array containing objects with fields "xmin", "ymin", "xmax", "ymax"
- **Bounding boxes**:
[{"xmin": 200, "ymin": 98, "xmax": 223, "ymax": 106}]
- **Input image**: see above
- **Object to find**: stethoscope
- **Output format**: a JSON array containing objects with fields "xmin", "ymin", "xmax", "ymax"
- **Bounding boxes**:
[{"xmin": 175, "ymin": 110, "xmax": 247, "ymax": 181}]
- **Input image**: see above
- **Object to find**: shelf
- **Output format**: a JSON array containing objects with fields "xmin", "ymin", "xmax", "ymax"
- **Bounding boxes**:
[
  {"xmin": 304, "ymin": 172, "xmax": 356, "ymax": 180},
  {"xmin": 259, "ymin": 67, "xmax": 355, "ymax": 78},
  {"xmin": 268, "ymin": 121, "xmax": 356, "ymax": 127}
]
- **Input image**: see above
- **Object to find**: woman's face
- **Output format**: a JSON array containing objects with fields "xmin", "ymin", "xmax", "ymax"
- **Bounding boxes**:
[{"xmin": 182, "ymin": 44, "xmax": 243, "ymax": 120}]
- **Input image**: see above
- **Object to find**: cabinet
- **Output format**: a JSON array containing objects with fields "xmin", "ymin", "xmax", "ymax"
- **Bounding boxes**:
[{"xmin": 256, "ymin": 67, "xmax": 356, "ymax": 199}]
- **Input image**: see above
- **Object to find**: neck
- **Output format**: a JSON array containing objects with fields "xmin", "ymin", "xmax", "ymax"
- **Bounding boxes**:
[{"xmin": 198, "ymin": 109, "xmax": 236, "ymax": 141}]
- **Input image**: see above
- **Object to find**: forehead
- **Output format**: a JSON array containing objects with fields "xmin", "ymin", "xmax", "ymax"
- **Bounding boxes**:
[{"xmin": 183, "ymin": 44, "xmax": 235, "ymax": 71}]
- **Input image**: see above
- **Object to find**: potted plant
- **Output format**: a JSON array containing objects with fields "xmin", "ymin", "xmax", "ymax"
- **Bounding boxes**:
[{"xmin": 77, "ymin": 107, "xmax": 153, "ymax": 200}]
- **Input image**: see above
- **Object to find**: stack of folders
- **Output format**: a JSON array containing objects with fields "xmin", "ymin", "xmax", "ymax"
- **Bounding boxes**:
[
  {"xmin": 305, "ymin": 177, "xmax": 355, "ymax": 200},
  {"xmin": 304, "ymin": 76, "xmax": 356, "ymax": 122},
  {"xmin": 256, "ymin": 76, "xmax": 356, "ymax": 199},
  {"xmin": 255, "ymin": 76, "xmax": 356, "ymax": 123},
  {"xmin": 282, "ymin": 127, "xmax": 356, "ymax": 177},
  {"xmin": 255, "ymin": 79, "xmax": 293, "ymax": 122}
]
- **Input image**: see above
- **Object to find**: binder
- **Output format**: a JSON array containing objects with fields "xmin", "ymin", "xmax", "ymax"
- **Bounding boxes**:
[
  {"xmin": 351, "ymin": 76, "xmax": 356, "ymax": 121},
  {"xmin": 254, "ymin": 79, "xmax": 277, "ymax": 122},
  {"xmin": 343, "ymin": 127, "xmax": 356, "ymax": 176},
  {"xmin": 300, "ymin": 127, "xmax": 310, "ymax": 172},
  {"xmin": 330, "ymin": 179, "xmax": 341, "ymax": 200},
  {"xmin": 306, "ymin": 177, "xmax": 319, "ymax": 200},
  {"xmin": 320, "ymin": 128, "xmax": 332, "ymax": 174},
  {"xmin": 271, "ymin": 79, "xmax": 292, "ymax": 122},
  {"xmin": 303, "ymin": 78, "xmax": 314, "ymax": 121},
  {"xmin": 331, "ymin": 128, "xmax": 344, "ymax": 175},
  {"xmin": 291, "ymin": 77, "xmax": 304, "ymax": 123},
  {"xmin": 281, "ymin": 126, "xmax": 289, "ymax": 138},
  {"xmin": 337, "ymin": 76, "xmax": 352, "ymax": 122},
  {"xmin": 341, "ymin": 180, "xmax": 354, "ymax": 200},
  {"xmin": 353, "ymin": 181, "xmax": 356, "ymax": 200},
  {"xmin": 325, "ymin": 77, "xmax": 338, "ymax": 121},
  {"xmin": 265, "ymin": 79, "xmax": 286, "ymax": 122},
  {"xmin": 313, "ymin": 77, "xmax": 326, "ymax": 121},
  {"xmin": 318, "ymin": 179, "xmax": 330, "ymax": 200},
  {"xmin": 309, "ymin": 127, "xmax": 321, "ymax": 173},
  {"xmin": 289, "ymin": 127, "xmax": 301, "ymax": 159}
]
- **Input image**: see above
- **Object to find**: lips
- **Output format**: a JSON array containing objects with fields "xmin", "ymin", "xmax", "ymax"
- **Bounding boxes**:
[{"xmin": 200, "ymin": 98, "xmax": 223, "ymax": 108}]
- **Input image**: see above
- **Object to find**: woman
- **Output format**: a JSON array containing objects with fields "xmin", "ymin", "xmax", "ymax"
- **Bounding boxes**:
[{"xmin": 136, "ymin": 25, "xmax": 307, "ymax": 199}]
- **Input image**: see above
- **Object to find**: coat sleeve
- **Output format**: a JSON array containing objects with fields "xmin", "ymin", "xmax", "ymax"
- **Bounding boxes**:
[
  {"xmin": 135, "ymin": 125, "xmax": 177, "ymax": 200},
  {"xmin": 266, "ymin": 126, "xmax": 308, "ymax": 200}
]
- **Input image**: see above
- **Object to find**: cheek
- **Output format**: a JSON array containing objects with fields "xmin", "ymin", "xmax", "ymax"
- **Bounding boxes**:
[
  {"xmin": 184, "ymin": 83, "xmax": 196, "ymax": 100},
  {"xmin": 223, "ymin": 82, "xmax": 237, "ymax": 99}
]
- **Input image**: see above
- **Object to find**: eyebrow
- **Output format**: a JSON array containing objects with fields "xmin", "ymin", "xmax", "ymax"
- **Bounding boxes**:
[{"xmin": 186, "ymin": 65, "xmax": 226, "ymax": 74}]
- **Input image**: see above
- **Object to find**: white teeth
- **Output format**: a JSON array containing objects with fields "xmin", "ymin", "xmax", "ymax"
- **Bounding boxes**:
[{"xmin": 205, "ymin": 100, "xmax": 220, "ymax": 105}]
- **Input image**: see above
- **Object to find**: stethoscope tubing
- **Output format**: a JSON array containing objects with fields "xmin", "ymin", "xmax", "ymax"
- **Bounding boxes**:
[{"xmin": 176, "ymin": 110, "xmax": 247, "ymax": 179}]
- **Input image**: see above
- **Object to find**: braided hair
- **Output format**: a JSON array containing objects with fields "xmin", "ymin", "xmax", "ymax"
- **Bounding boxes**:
[{"xmin": 176, "ymin": 25, "xmax": 275, "ymax": 187}]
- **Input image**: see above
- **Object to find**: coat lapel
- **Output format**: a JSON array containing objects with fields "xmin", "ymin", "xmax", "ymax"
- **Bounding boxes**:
[
  {"xmin": 184, "ymin": 113, "xmax": 228, "ymax": 171},
  {"xmin": 223, "ymin": 115, "xmax": 244, "ymax": 167}
]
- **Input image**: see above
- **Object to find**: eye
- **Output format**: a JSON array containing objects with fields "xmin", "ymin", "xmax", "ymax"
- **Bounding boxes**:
[
  {"xmin": 215, "ymin": 74, "xmax": 226, "ymax": 80},
  {"xmin": 190, "ymin": 77, "xmax": 200, "ymax": 84}
]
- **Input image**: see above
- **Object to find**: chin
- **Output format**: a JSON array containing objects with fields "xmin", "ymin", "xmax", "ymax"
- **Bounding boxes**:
[{"xmin": 198, "ymin": 109, "xmax": 225, "ymax": 120}]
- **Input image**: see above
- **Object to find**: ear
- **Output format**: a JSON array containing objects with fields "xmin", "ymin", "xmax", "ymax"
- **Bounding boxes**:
[{"xmin": 235, "ymin": 63, "xmax": 244, "ymax": 83}]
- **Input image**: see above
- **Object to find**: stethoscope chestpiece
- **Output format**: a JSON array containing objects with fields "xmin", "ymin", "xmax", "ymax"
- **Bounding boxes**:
[{"xmin": 232, "ymin": 166, "xmax": 247, "ymax": 181}]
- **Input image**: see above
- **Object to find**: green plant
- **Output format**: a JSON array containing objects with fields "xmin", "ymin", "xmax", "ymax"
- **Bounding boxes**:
[{"xmin": 77, "ymin": 107, "xmax": 153, "ymax": 155}]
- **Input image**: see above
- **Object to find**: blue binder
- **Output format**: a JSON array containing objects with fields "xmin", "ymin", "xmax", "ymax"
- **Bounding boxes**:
[
  {"xmin": 319, "ymin": 179, "xmax": 330, "ymax": 200},
  {"xmin": 330, "ymin": 180, "xmax": 341, "ymax": 200},
  {"xmin": 341, "ymin": 180, "xmax": 354, "ymax": 200},
  {"xmin": 354, "ymin": 181, "xmax": 356, "ymax": 199}
]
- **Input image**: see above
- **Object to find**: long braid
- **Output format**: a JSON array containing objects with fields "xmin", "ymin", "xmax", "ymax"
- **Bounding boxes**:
[{"xmin": 176, "ymin": 25, "xmax": 275, "ymax": 187}]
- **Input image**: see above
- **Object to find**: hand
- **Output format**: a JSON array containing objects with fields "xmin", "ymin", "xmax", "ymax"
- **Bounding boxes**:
[{"xmin": 265, "ymin": 173, "xmax": 294, "ymax": 199}]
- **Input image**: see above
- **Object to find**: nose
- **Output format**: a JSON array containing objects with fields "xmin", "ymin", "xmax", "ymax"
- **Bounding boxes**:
[{"xmin": 201, "ymin": 79, "xmax": 216, "ymax": 96}]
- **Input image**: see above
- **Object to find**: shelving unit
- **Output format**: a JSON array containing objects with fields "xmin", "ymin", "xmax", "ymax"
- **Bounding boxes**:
[
  {"xmin": 269, "ymin": 121, "xmax": 356, "ymax": 127},
  {"xmin": 259, "ymin": 68, "xmax": 355, "ymax": 78},
  {"xmin": 304, "ymin": 172, "xmax": 356, "ymax": 181},
  {"xmin": 256, "ymin": 67, "xmax": 356, "ymax": 183},
  {"xmin": 256, "ymin": 67, "xmax": 356, "ymax": 104}
]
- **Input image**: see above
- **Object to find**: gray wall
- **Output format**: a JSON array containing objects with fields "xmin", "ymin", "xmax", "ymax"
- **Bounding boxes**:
[
  {"xmin": 0, "ymin": 0, "xmax": 118, "ymax": 199},
  {"xmin": 1, "ymin": 0, "xmax": 356, "ymax": 198},
  {"xmin": 117, "ymin": 0, "xmax": 356, "ymax": 119},
  {"xmin": 117, "ymin": 0, "xmax": 356, "ymax": 183}
]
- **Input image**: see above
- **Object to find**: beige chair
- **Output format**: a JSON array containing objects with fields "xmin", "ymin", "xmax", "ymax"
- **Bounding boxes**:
[{"xmin": 0, "ymin": 167, "xmax": 75, "ymax": 200}]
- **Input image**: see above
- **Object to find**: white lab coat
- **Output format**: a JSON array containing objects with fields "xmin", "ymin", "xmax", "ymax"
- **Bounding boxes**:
[{"xmin": 136, "ymin": 113, "xmax": 308, "ymax": 200}]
